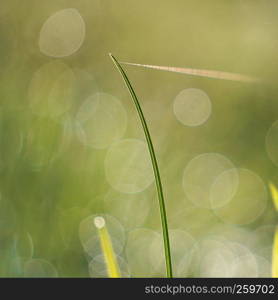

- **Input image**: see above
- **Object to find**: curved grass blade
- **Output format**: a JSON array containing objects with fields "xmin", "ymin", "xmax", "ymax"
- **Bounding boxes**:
[
  {"xmin": 109, "ymin": 53, "xmax": 173, "ymax": 278},
  {"xmin": 120, "ymin": 61, "xmax": 259, "ymax": 83},
  {"xmin": 94, "ymin": 216, "xmax": 121, "ymax": 278}
]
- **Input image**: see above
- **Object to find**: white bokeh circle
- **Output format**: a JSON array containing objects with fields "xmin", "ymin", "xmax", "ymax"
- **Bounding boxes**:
[
  {"xmin": 183, "ymin": 153, "xmax": 236, "ymax": 208},
  {"xmin": 39, "ymin": 8, "xmax": 86, "ymax": 57},
  {"xmin": 105, "ymin": 139, "xmax": 154, "ymax": 193},
  {"xmin": 76, "ymin": 93, "xmax": 127, "ymax": 149},
  {"xmin": 173, "ymin": 88, "xmax": 211, "ymax": 126}
]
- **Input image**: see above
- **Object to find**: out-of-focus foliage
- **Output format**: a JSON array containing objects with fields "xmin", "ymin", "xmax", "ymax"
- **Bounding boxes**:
[{"xmin": 0, "ymin": 0, "xmax": 278, "ymax": 277}]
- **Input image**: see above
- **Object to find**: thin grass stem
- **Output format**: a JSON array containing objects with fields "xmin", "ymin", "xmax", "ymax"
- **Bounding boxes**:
[{"xmin": 109, "ymin": 53, "xmax": 173, "ymax": 278}]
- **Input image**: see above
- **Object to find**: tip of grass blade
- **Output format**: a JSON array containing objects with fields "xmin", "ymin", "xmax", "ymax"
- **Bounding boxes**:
[
  {"xmin": 108, "ymin": 53, "xmax": 116, "ymax": 61},
  {"xmin": 108, "ymin": 53, "xmax": 120, "ymax": 70},
  {"xmin": 94, "ymin": 216, "xmax": 106, "ymax": 229}
]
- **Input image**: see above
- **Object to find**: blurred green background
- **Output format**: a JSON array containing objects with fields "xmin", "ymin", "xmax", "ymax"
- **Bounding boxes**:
[{"xmin": 0, "ymin": 0, "xmax": 278, "ymax": 277}]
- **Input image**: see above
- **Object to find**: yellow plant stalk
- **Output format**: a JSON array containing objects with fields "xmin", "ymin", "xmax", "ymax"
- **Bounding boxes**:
[
  {"xmin": 94, "ymin": 216, "xmax": 121, "ymax": 278},
  {"xmin": 269, "ymin": 183, "xmax": 278, "ymax": 277},
  {"xmin": 272, "ymin": 227, "xmax": 278, "ymax": 277},
  {"xmin": 269, "ymin": 182, "xmax": 278, "ymax": 212}
]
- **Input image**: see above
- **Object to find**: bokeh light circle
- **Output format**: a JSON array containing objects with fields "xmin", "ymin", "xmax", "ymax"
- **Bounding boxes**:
[
  {"xmin": 208, "ymin": 224, "xmax": 252, "ymax": 245},
  {"xmin": 76, "ymin": 92, "xmax": 127, "ymax": 149},
  {"xmin": 14, "ymin": 232, "xmax": 34, "ymax": 260},
  {"xmin": 39, "ymin": 8, "xmax": 86, "ymax": 58},
  {"xmin": 173, "ymin": 88, "xmax": 211, "ymax": 126},
  {"xmin": 24, "ymin": 259, "xmax": 58, "ymax": 277},
  {"xmin": 176, "ymin": 243, "xmax": 199, "ymax": 277},
  {"xmin": 247, "ymin": 225, "xmax": 276, "ymax": 259},
  {"xmin": 192, "ymin": 235, "xmax": 262, "ymax": 277},
  {"xmin": 210, "ymin": 168, "xmax": 239, "ymax": 209},
  {"xmin": 199, "ymin": 244, "xmax": 235, "ymax": 277},
  {"xmin": 105, "ymin": 139, "xmax": 154, "ymax": 193},
  {"xmin": 230, "ymin": 254, "xmax": 258, "ymax": 277},
  {"xmin": 183, "ymin": 153, "xmax": 236, "ymax": 208},
  {"xmin": 194, "ymin": 237, "xmax": 234, "ymax": 277},
  {"xmin": 213, "ymin": 169, "xmax": 267, "ymax": 225},
  {"xmin": 28, "ymin": 61, "xmax": 76, "ymax": 118},
  {"xmin": 104, "ymin": 190, "xmax": 151, "ymax": 229},
  {"xmin": 255, "ymin": 255, "xmax": 271, "ymax": 278},
  {"xmin": 125, "ymin": 228, "xmax": 160, "ymax": 277}
]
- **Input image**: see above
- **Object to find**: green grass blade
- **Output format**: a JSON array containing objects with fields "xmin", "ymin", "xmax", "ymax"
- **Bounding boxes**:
[{"xmin": 109, "ymin": 53, "xmax": 173, "ymax": 278}]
